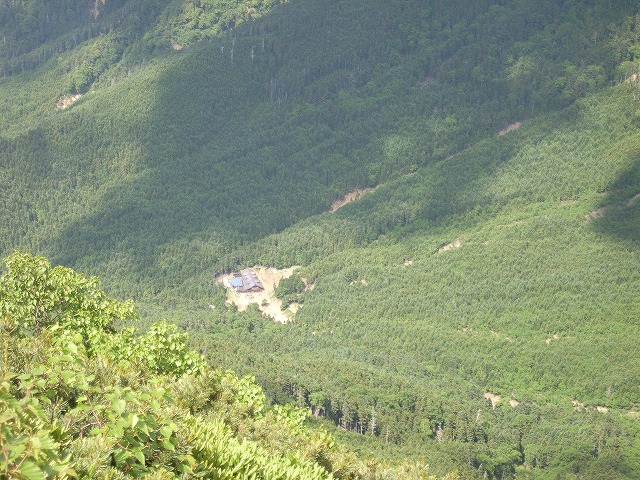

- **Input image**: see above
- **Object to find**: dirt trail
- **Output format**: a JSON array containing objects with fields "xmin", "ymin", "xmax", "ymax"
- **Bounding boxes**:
[
  {"xmin": 545, "ymin": 334, "xmax": 560, "ymax": 345},
  {"xmin": 623, "ymin": 193, "xmax": 640, "ymax": 207}
]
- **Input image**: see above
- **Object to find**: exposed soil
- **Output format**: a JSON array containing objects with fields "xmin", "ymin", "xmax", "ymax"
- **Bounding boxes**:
[
  {"xmin": 219, "ymin": 266, "xmax": 299, "ymax": 323},
  {"xmin": 91, "ymin": 0, "xmax": 105, "ymax": 19},
  {"xmin": 545, "ymin": 334, "xmax": 560, "ymax": 345},
  {"xmin": 498, "ymin": 121, "xmax": 522, "ymax": 136},
  {"xmin": 573, "ymin": 400, "xmax": 610, "ymax": 414},
  {"xmin": 484, "ymin": 392, "xmax": 501, "ymax": 409},
  {"xmin": 585, "ymin": 207, "xmax": 606, "ymax": 221},
  {"xmin": 56, "ymin": 94, "xmax": 82, "ymax": 110},
  {"xmin": 330, "ymin": 187, "xmax": 376, "ymax": 212},
  {"xmin": 437, "ymin": 239, "xmax": 461, "ymax": 253},
  {"xmin": 289, "ymin": 302, "xmax": 301, "ymax": 314}
]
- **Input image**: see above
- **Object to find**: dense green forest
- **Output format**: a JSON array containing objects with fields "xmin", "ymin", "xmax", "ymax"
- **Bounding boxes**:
[
  {"xmin": 1, "ymin": 0, "xmax": 639, "ymax": 478},
  {"xmin": 1, "ymin": 251, "xmax": 454, "ymax": 479}
]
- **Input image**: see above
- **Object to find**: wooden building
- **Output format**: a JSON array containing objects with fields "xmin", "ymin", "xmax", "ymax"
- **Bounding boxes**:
[{"xmin": 231, "ymin": 268, "xmax": 264, "ymax": 293}]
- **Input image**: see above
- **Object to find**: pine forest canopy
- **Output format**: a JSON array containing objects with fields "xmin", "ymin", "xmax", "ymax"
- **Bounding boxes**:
[{"xmin": 0, "ymin": 0, "xmax": 639, "ymax": 478}]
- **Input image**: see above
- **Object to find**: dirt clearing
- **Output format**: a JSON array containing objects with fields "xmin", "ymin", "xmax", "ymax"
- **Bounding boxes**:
[
  {"xmin": 499, "ymin": 121, "xmax": 522, "ymax": 136},
  {"xmin": 219, "ymin": 266, "xmax": 299, "ymax": 323},
  {"xmin": 56, "ymin": 94, "xmax": 82, "ymax": 110},
  {"xmin": 330, "ymin": 187, "xmax": 376, "ymax": 212},
  {"xmin": 484, "ymin": 392, "xmax": 501, "ymax": 409},
  {"xmin": 545, "ymin": 334, "xmax": 560, "ymax": 345},
  {"xmin": 436, "ymin": 239, "xmax": 461, "ymax": 253},
  {"xmin": 585, "ymin": 207, "xmax": 605, "ymax": 221}
]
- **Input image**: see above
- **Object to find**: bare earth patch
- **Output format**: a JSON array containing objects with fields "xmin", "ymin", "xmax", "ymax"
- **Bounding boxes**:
[
  {"xmin": 573, "ymin": 400, "xmax": 610, "ymax": 414},
  {"xmin": 572, "ymin": 400, "xmax": 585, "ymax": 411},
  {"xmin": 219, "ymin": 266, "xmax": 299, "ymax": 323},
  {"xmin": 585, "ymin": 207, "xmax": 605, "ymax": 221},
  {"xmin": 330, "ymin": 187, "xmax": 376, "ymax": 212},
  {"xmin": 288, "ymin": 302, "xmax": 301, "ymax": 314},
  {"xmin": 91, "ymin": 0, "xmax": 105, "ymax": 19},
  {"xmin": 484, "ymin": 392, "xmax": 501, "ymax": 409},
  {"xmin": 419, "ymin": 76, "xmax": 437, "ymax": 88},
  {"xmin": 437, "ymin": 239, "xmax": 461, "ymax": 253},
  {"xmin": 499, "ymin": 121, "xmax": 522, "ymax": 136},
  {"xmin": 545, "ymin": 334, "xmax": 560, "ymax": 345},
  {"xmin": 56, "ymin": 94, "xmax": 82, "ymax": 110}
]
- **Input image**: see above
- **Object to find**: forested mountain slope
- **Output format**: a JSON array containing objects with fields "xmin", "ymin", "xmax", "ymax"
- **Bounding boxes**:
[
  {"xmin": 1, "ymin": 0, "xmax": 639, "ymax": 478},
  {"xmin": 2, "ymin": 0, "xmax": 638, "ymax": 296},
  {"xmin": 1, "ymin": 251, "xmax": 453, "ymax": 479}
]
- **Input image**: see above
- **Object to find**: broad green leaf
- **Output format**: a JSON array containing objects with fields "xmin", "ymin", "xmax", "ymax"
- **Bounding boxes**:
[
  {"xmin": 19, "ymin": 461, "xmax": 46, "ymax": 480},
  {"xmin": 112, "ymin": 399, "xmax": 126, "ymax": 415},
  {"xmin": 133, "ymin": 449, "xmax": 146, "ymax": 465},
  {"xmin": 162, "ymin": 439, "xmax": 176, "ymax": 451},
  {"xmin": 8, "ymin": 443, "xmax": 26, "ymax": 460}
]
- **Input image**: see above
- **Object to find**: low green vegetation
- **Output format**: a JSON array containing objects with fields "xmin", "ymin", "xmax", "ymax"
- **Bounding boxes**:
[{"xmin": 275, "ymin": 274, "xmax": 306, "ymax": 307}]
